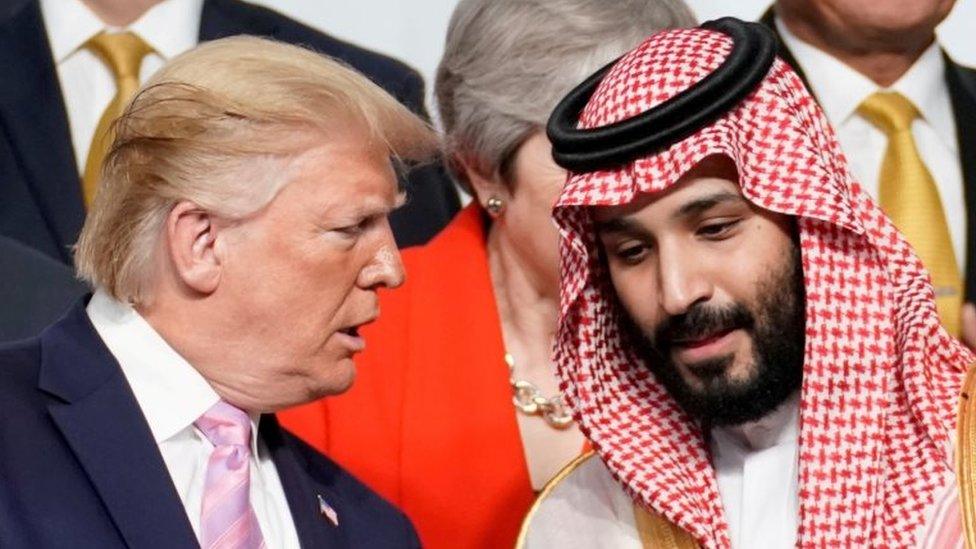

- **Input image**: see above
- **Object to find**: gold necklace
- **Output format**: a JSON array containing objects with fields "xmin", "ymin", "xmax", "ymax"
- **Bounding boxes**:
[{"xmin": 506, "ymin": 353, "xmax": 574, "ymax": 429}]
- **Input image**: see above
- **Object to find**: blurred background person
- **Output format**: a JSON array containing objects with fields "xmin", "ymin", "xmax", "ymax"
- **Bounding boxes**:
[
  {"xmin": 759, "ymin": 0, "xmax": 976, "ymax": 345},
  {"xmin": 0, "ymin": 0, "xmax": 458, "ymax": 269},
  {"xmin": 240, "ymin": 0, "xmax": 975, "ymax": 99},
  {"xmin": 279, "ymin": 0, "xmax": 696, "ymax": 547}
]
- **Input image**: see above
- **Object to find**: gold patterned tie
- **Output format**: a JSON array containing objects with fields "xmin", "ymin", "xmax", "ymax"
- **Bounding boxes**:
[
  {"xmin": 82, "ymin": 32, "xmax": 153, "ymax": 207},
  {"xmin": 858, "ymin": 91, "xmax": 962, "ymax": 336}
]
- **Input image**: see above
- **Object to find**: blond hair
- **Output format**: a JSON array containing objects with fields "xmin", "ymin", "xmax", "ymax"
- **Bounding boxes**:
[{"xmin": 76, "ymin": 36, "xmax": 437, "ymax": 305}]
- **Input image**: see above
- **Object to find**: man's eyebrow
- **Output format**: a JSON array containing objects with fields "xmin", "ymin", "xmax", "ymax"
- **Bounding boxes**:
[
  {"xmin": 594, "ymin": 191, "xmax": 746, "ymax": 234},
  {"xmin": 319, "ymin": 194, "xmax": 402, "ymax": 225},
  {"xmin": 673, "ymin": 191, "xmax": 745, "ymax": 219}
]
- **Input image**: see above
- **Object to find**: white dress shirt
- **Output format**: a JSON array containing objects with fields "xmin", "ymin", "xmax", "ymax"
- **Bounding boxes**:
[
  {"xmin": 710, "ymin": 394, "xmax": 800, "ymax": 549},
  {"xmin": 39, "ymin": 0, "xmax": 203, "ymax": 173},
  {"xmin": 776, "ymin": 18, "xmax": 966, "ymax": 270},
  {"xmin": 86, "ymin": 290, "xmax": 301, "ymax": 548}
]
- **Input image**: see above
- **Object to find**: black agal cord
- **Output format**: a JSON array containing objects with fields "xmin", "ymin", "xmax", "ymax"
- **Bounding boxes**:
[{"xmin": 547, "ymin": 17, "xmax": 777, "ymax": 172}]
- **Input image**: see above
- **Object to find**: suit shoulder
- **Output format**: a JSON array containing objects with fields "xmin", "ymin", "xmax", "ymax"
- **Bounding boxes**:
[{"xmin": 209, "ymin": 0, "xmax": 424, "ymax": 103}]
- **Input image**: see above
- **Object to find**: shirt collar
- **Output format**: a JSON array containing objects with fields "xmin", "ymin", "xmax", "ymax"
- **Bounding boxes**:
[
  {"xmin": 775, "ymin": 17, "xmax": 877, "ymax": 127},
  {"xmin": 891, "ymin": 43, "xmax": 956, "ymax": 152},
  {"xmin": 710, "ymin": 392, "xmax": 800, "ymax": 452},
  {"xmin": 775, "ymin": 17, "xmax": 956, "ymax": 152},
  {"xmin": 39, "ymin": 0, "xmax": 203, "ymax": 63},
  {"xmin": 130, "ymin": 0, "xmax": 203, "ymax": 60},
  {"xmin": 86, "ymin": 289, "xmax": 261, "ymax": 454},
  {"xmin": 40, "ymin": 0, "xmax": 105, "ymax": 62}
]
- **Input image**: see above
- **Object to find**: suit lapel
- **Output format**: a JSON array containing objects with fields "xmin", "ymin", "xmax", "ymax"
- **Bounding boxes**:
[
  {"xmin": 945, "ymin": 59, "xmax": 976, "ymax": 300},
  {"xmin": 38, "ymin": 301, "xmax": 198, "ymax": 548},
  {"xmin": 261, "ymin": 416, "xmax": 346, "ymax": 548},
  {"xmin": 0, "ymin": 0, "xmax": 85, "ymax": 263}
]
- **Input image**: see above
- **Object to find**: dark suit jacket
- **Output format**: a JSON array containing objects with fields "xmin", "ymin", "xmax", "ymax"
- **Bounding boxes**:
[
  {"xmin": 759, "ymin": 8, "xmax": 976, "ymax": 300},
  {"xmin": 0, "ymin": 299, "xmax": 420, "ymax": 548},
  {"xmin": 0, "ymin": 0, "xmax": 459, "ymax": 264},
  {"xmin": 0, "ymin": 235, "xmax": 86, "ymax": 342}
]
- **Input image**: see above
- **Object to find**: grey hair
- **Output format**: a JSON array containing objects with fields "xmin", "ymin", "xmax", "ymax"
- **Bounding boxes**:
[{"xmin": 435, "ymin": 0, "xmax": 697, "ymax": 188}]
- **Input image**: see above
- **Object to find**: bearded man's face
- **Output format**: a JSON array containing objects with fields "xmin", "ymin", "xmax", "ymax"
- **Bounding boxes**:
[{"xmin": 594, "ymin": 155, "xmax": 806, "ymax": 426}]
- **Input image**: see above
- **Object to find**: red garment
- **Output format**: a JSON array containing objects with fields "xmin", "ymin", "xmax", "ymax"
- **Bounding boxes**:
[
  {"xmin": 552, "ymin": 25, "xmax": 974, "ymax": 548},
  {"xmin": 279, "ymin": 205, "xmax": 535, "ymax": 549}
]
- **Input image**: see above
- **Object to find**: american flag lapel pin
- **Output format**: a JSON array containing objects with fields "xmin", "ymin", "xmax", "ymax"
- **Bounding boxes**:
[{"xmin": 318, "ymin": 494, "xmax": 339, "ymax": 527}]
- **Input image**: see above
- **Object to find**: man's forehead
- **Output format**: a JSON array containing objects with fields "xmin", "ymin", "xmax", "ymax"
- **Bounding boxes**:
[{"xmin": 281, "ymin": 141, "xmax": 403, "ymax": 218}]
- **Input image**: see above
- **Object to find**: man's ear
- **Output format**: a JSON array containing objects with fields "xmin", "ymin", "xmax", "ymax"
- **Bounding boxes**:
[{"xmin": 165, "ymin": 201, "xmax": 222, "ymax": 295}]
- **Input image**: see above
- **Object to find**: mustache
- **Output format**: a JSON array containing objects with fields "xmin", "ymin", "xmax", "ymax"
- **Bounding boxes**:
[{"xmin": 651, "ymin": 303, "xmax": 755, "ymax": 350}]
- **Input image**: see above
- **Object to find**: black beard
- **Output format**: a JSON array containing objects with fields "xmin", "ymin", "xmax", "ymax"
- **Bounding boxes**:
[{"xmin": 626, "ymin": 243, "xmax": 806, "ymax": 427}]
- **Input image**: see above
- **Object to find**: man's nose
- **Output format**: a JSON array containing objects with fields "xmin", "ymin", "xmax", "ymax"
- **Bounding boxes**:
[
  {"xmin": 657, "ymin": 244, "xmax": 712, "ymax": 317},
  {"xmin": 359, "ymin": 223, "xmax": 405, "ymax": 290}
]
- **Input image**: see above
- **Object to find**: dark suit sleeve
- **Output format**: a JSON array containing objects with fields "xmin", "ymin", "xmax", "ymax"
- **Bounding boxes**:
[
  {"xmin": 945, "ymin": 60, "xmax": 976, "ymax": 301},
  {"xmin": 386, "ymin": 63, "xmax": 428, "ymax": 119},
  {"xmin": 0, "ymin": 236, "xmax": 87, "ymax": 342}
]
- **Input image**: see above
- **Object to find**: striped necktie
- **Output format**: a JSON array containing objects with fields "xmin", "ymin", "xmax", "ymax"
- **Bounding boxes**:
[{"xmin": 195, "ymin": 401, "xmax": 267, "ymax": 549}]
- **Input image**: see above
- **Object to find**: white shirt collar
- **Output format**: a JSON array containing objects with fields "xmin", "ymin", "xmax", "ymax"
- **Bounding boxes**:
[
  {"xmin": 130, "ymin": 0, "xmax": 204, "ymax": 60},
  {"xmin": 893, "ymin": 43, "xmax": 956, "ymax": 152},
  {"xmin": 40, "ymin": 0, "xmax": 104, "ymax": 62},
  {"xmin": 40, "ymin": 0, "xmax": 203, "ymax": 63},
  {"xmin": 710, "ymin": 392, "xmax": 800, "ymax": 452},
  {"xmin": 775, "ymin": 17, "xmax": 956, "ymax": 152},
  {"xmin": 86, "ymin": 289, "xmax": 261, "ymax": 454}
]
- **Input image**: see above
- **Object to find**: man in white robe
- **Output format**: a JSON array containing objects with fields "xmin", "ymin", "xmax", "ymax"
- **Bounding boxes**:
[{"xmin": 521, "ymin": 18, "xmax": 975, "ymax": 549}]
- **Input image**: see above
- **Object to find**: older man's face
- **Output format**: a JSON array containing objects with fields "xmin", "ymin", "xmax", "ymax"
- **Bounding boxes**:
[
  {"xmin": 212, "ymin": 129, "xmax": 404, "ymax": 411},
  {"xmin": 779, "ymin": 0, "xmax": 954, "ymax": 45},
  {"xmin": 594, "ymin": 156, "xmax": 806, "ymax": 425}
]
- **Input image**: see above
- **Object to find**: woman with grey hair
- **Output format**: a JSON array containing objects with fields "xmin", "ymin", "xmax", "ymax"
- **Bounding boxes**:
[{"xmin": 280, "ymin": 1, "xmax": 696, "ymax": 547}]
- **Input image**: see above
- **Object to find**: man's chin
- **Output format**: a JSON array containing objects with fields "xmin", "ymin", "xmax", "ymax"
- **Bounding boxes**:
[
  {"xmin": 675, "ymin": 353, "xmax": 739, "ymax": 390},
  {"xmin": 307, "ymin": 357, "xmax": 357, "ymax": 399},
  {"xmin": 664, "ymin": 360, "xmax": 791, "ymax": 425}
]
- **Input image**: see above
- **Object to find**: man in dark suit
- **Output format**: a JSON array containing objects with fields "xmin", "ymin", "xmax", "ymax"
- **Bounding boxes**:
[
  {"xmin": 759, "ymin": 0, "xmax": 976, "ymax": 345},
  {"xmin": 0, "ymin": 235, "xmax": 86, "ymax": 342},
  {"xmin": 0, "ymin": 35, "xmax": 427, "ymax": 547},
  {"xmin": 0, "ymin": 305, "xmax": 419, "ymax": 548},
  {"xmin": 0, "ymin": 0, "xmax": 458, "ymax": 266}
]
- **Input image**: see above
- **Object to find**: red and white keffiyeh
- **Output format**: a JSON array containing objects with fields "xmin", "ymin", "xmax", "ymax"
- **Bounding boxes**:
[{"xmin": 552, "ymin": 26, "xmax": 974, "ymax": 547}]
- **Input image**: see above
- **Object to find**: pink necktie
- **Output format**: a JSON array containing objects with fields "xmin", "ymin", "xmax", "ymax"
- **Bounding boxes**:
[{"xmin": 195, "ymin": 401, "xmax": 267, "ymax": 549}]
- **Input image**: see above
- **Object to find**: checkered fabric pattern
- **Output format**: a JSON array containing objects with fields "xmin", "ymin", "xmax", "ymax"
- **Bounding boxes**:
[{"xmin": 553, "ymin": 27, "xmax": 974, "ymax": 548}]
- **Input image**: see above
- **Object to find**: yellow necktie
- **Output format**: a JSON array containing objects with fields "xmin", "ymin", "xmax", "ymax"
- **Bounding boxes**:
[
  {"xmin": 82, "ymin": 31, "xmax": 153, "ymax": 207},
  {"xmin": 858, "ymin": 91, "xmax": 962, "ymax": 336}
]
